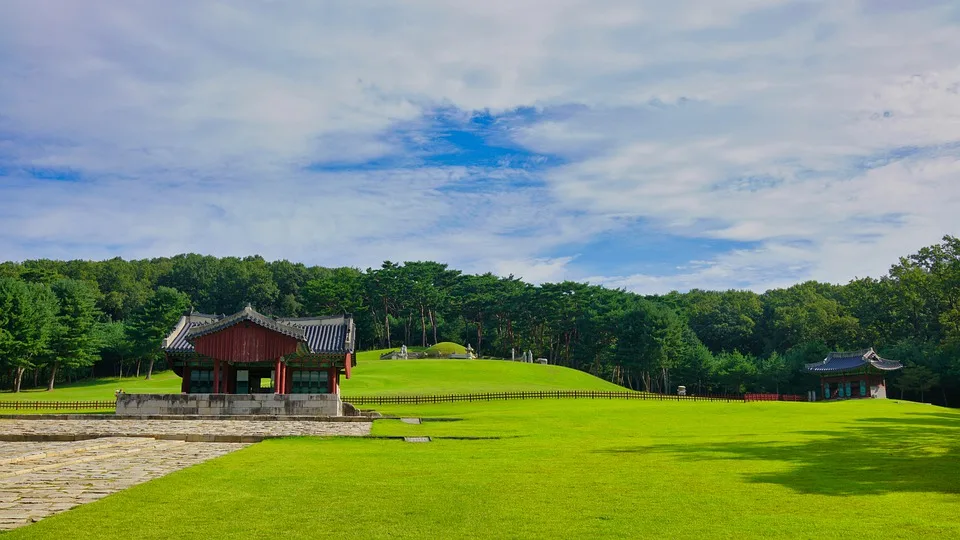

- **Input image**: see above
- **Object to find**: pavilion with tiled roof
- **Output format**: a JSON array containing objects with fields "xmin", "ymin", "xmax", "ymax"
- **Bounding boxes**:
[
  {"xmin": 162, "ymin": 304, "xmax": 355, "ymax": 395},
  {"xmin": 805, "ymin": 348, "xmax": 902, "ymax": 400}
]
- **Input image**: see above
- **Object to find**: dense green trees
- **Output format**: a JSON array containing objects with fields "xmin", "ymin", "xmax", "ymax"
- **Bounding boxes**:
[
  {"xmin": 128, "ymin": 287, "xmax": 192, "ymax": 380},
  {"xmin": 0, "ymin": 278, "xmax": 57, "ymax": 392},
  {"xmin": 1, "ymin": 236, "xmax": 959, "ymax": 405},
  {"xmin": 44, "ymin": 280, "xmax": 101, "ymax": 390}
]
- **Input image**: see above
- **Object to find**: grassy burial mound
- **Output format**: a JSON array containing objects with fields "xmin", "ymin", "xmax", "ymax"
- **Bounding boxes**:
[
  {"xmin": 423, "ymin": 341, "xmax": 467, "ymax": 356},
  {"xmin": 12, "ymin": 399, "xmax": 960, "ymax": 539}
]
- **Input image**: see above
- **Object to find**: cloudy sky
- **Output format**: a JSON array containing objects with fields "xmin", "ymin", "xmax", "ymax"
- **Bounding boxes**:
[{"xmin": 1, "ymin": 1, "xmax": 959, "ymax": 293}]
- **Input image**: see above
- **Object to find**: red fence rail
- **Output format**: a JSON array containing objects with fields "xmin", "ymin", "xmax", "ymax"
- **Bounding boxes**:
[
  {"xmin": 343, "ymin": 391, "xmax": 745, "ymax": 406},
  {"xmin": 0, "ymin": 400, "xmax": 117, "ymax": 411}
]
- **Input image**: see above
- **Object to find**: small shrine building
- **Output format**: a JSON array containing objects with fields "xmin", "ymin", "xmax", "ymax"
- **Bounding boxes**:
[
  {"xmin": 161, "ymin": 305, "xmax": 355, "ymax": 395},
  {"xmin": 805, "ymin": 348, "xmax": 902, "ymax": 400}
]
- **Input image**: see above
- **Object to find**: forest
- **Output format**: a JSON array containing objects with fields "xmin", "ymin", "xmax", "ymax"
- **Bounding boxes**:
[{"xmin": 1, "ymin": 236, "xmax": 958, "ymax": 406}]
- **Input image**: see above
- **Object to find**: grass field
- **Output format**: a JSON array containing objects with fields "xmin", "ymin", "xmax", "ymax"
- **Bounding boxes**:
[
  {"xmin": 340, "ymin": 359, "xmax": 623, "ymax": 395},
  {"xmin": 4, "ymin": 350, "xmax": 958, "ymax": 539},
  {"xmin": 7, "ymin": 398, "xmax": 960, "ymax": 539},
  {"xmin": 0, "ymin": 370, "xmax": 180, "ymax": 404},
  {"xmin": 0, "ymin": 349, "xmax": 619, "ymax": 404}
]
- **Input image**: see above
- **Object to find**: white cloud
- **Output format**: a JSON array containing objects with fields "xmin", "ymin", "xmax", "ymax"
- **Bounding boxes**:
[{"xmin": 1, "ymin": 1, "xmax": 959, "ymax": 291}]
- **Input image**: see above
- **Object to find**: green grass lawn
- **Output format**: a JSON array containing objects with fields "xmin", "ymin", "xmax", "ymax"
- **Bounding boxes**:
[
  {"xmin": 423, "ymin": 341, "xmax": 467, "ymax": 356},
  {"xmin": 8, "ymin": 398, "xmax": 959, "ymax": 539},
  {"xmin": 0, "ymin": 349, "xmax": 620, "ymax": 406},
  {"xmin": 340, "ymin": 355, "xmax": 623, "ymax": 395},
  {"xmin": 0, "ymin": 370, "xmax": 181, "ymax": 403}
]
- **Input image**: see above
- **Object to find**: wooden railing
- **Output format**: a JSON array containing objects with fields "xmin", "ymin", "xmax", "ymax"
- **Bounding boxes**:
[
  {"xmin": 342, "ymin": 391, "xmax": 745, "ymax": 405},
  {"xmin": 0, "ymin": 400, "xmax": 117, "ymax": 411},
  {"xmin": 743, "ymin": 393, "xmax": 807, "ymax": 402},
  {"xmin": 0, "ymin": 392, "xmax": 809, "ymax": 411}
]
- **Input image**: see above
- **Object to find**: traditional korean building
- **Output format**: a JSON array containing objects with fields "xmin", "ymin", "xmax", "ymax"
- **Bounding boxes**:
[
  {"xmin": 161, "ymin": 304, "xmax": 355, "ymax": 395},
  {"xmin": 805, "ymin": 348, "xmax": 902, "ymax": 400}
]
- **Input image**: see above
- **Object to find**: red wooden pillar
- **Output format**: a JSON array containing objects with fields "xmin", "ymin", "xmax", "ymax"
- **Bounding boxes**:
[
  {"xmin": 213, "ymin": 360, "xmax": 221, "ymax": 394},
  {"xmin": 327, "ymin": 367, "xmax": 337, "ymax": 394},
  {"xmin": 222, "ymin": 364, "xmax": 231, "ymax": 394},
  {"xmin": 275, "ymin": 358, "xmax": 282, "ymax": 394},
  {"xmin": 285, "ymin": 366, "xmax": 293, "ymax": 395},
  {"xmin": 181, "ymin": 366, "xmax": 191, "ymax": 394}
]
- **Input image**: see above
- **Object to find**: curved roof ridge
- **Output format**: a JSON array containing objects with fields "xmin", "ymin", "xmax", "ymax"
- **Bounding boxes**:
[
  {"xmin": 185, "ymin": 305, "xmax": 306, "ymax": 342},
  {"xmin": 826, "ymin": 348, "xmax": 874, "ymax": 359},
  {"xmin": 278, "ymin": 314, "xmax": 351, "ymax": 325}
]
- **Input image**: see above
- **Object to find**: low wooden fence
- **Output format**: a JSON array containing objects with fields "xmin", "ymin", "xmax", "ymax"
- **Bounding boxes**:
[
  {"xmin": 0, "ymin": 393, "xmax": 809, "ymax": 411},
  {"xmin": 343, "ymin": 391, "xmax": 744, "ymax": 406},
  {"xmin": 743, "ymin": 393, "xmax": 807, "ymax": 402},
  {"xmin": 0, "ymin": 400, "xmax": 117, "ymax": 411}
]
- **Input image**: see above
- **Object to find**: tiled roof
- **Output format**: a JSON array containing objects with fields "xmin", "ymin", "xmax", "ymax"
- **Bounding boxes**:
[
  {"xmin": 164, "ymin": 321, "xmax": 201, "ymax": 353},
  {"xmin": 280, "ymin": 315, "xmax": 353, "ymax": 354},
  {"xmin": 186, "ymin": 305, "xmax": 305, "ymax": 342},
  {"xmin": 805, "ymin": 348, "xmax": 903, "ymax": 373},
  {"xmin": 162, "ymin": 307, "xmax": 354, "ymax": 356}
]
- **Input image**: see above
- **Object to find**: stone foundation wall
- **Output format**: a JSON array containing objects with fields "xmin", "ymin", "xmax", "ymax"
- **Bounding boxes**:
[{"xmin": 116, "ymin": 393, "xmax": 342, "ymax": 417}]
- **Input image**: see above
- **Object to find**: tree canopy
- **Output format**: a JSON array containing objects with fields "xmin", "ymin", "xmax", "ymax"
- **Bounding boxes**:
[{"xmin": 1, "ymin": 236, "xmax": 959, "ymax": 405}]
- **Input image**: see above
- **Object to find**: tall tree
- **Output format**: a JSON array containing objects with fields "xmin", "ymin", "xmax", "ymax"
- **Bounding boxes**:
[
  {"xmin": 128, "ymin": 286, "xmax": 191, "ymax": 380},
  {"xmin": 0, "ymin": 278, "xmax": 58, "ymax": 392},
  {"xmin": 96, "ymin": 321, "xmax": 135, "ymax": 378},
  {"xmin": 45, "ymin": 279, "xmax": 101, "ymax": 391}
]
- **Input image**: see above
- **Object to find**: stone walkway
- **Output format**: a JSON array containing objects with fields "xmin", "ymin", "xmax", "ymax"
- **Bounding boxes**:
[
  {"xmin": 0, "ymin": 437, "xmax": 247, "ymax": 531},
  {"xmin": 0, "ymin": 418, "xmax": 372, "ymax": 441},
  {"xmin": 0, "ymin": 418, "xmax": 373, "ymax": 531}
]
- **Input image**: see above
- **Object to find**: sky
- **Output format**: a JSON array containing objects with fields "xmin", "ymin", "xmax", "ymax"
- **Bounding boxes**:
[{"xmin": 1, "ymin": 1, "xmax": 959, "ymax": 294}]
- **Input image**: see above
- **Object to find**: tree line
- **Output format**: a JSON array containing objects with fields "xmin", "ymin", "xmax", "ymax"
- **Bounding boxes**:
[{"xmin": 1, "ymin": 237, "xmax": 958, "ymax": 406}]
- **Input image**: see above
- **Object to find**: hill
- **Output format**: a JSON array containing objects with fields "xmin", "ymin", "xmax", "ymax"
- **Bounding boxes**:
[
  {"xmin": 341, "ymin": 355, "xmax": 622, "ymax": 396},
  {"xmin": 0, "ymin": 350, "xmax": 622, "ymax": 403},
  {"xmin": 0, "ymin": 371, "xmax": 180, "ymax": 403}
]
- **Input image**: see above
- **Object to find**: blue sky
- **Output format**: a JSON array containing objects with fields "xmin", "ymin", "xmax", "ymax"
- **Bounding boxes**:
[{"xmin": 1, "ymin": 0, "xmax": 960, "ymax": 292}]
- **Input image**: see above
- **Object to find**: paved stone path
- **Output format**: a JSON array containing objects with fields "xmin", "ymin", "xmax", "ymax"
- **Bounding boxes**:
[
  {"xmin": 0, "ymin": 437, "xmax": 247, "ymax": 531},
  {"xmin": 0, "ymin": 419, "xmax": 373, "ymax": 531},
  {"xmin": 0, "ymin": 418, "xmax": 371, "ymax": 441}
]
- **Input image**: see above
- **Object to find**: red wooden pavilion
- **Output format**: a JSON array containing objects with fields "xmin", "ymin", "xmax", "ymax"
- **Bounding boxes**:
[
  {"xmin": 805, "ymin": 348, "xmax": 902, "ymax": 399},
  {"xmin": 161, "ymin": 305, "xmax": 355, "ymax": 395}
]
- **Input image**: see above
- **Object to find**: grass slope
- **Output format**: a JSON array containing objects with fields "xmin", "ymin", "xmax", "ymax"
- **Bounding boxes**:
[
  {"xmin": 0, "ymin": 371, "xmax": 180, "ymax": 402},
  {"xmin": 0, "ymin": 350, "xmax": 621, "ymax": 404},
  {"xmin": 10, "ymin": 399, "xmax": 959, "ymax": 539},
  {"xmin": 341, "ymin": 357, "xmax": 622, "ymax": 395}
]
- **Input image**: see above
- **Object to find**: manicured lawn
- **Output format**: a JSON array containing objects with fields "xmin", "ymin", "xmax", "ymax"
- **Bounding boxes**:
[
  {"xmin": 340, "ymin": 357, "xmax": 623, "ymax": 395},
  {"xmin": 8, "ymin": 399, "xmax": 959, "ymax": 539},
  {"xmin": 0, "ymin": 349, "xmax": 620, "ymax": 406},
  {"xmin": 0, "ymin": 371, "xmax": 180, "ymax": 402}
]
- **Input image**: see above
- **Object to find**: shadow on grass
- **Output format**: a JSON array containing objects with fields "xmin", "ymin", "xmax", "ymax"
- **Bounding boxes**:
[{"xmin": 605, "ymin": 412, "xmax": 960, "ymax": 496}]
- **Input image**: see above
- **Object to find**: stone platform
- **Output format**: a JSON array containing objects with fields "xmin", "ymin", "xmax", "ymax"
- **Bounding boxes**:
[{"xmin": 117, "ymin": 393, "xmax": 343, "ymax": 417}]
